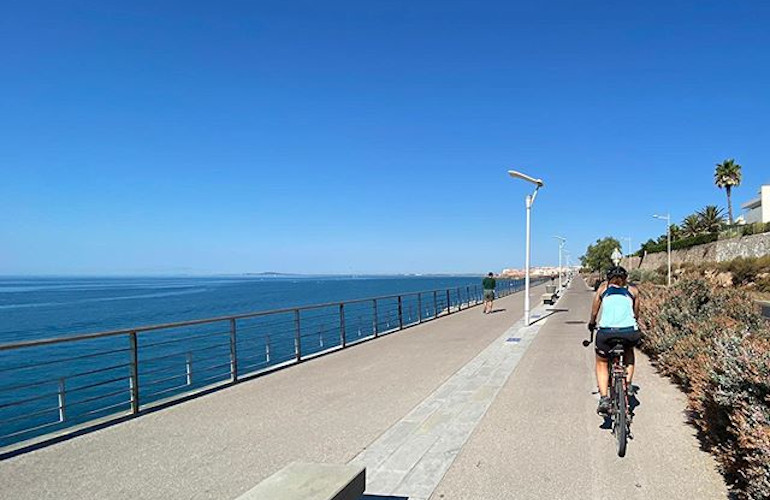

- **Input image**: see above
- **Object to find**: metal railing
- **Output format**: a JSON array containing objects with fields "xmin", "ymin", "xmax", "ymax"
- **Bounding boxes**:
[{"xmin": 0, "ymin": 278, "xmax": 542, "ymax": 449}]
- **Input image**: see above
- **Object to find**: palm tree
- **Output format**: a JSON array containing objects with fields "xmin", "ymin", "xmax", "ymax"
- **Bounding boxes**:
[
  {"xmin": 669, "ymin": 223, "xmax": 682, "ymax": 241},
  {"xmin": 697, "ymin": 205, "xmax": 726, "ymax": 233},
  {"xmin": 682, "ymin": 214, "xmax": 702, "ymax": 238},
  {"xmin": 714, "ymin": 159, "xmax": 742, "ymax": 224}
]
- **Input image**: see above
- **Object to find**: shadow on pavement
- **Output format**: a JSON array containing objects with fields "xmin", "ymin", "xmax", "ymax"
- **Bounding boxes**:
[
  {"xmin": 489, "ymin": 308, "xmax": 507, "ymax": 314},
  {"xmin": 629, "ymin": 385, "xmax": 641, "ymax": 414},
  {"xmin": 360, "ymin": 496, "xmax": 409, "ymax": 499},
  {"xmin": 530, "ymin": 308, "xmax": 569, "ymax": 325}
]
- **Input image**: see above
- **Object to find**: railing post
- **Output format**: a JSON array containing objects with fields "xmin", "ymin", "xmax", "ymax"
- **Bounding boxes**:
[
  {"xmin": 466, "ymin": 286, "xmax": 470, "ymax": 307},
  {"xmin": 265, "ymin": 334, "xmax": 271, "ymax": 363},
  {"xmin": 417, "ymin": 293, "xmax": 422, "ymax": 324},
  {"xmin": 373, "ymin": 299, "xmax": 379, "ymax": 337},
  {"xmin": 340, "ymin": 303, "xmax": 346, "ymax": 348},
  {"xmin": 433, "ymin": 291, "xmax": 438, "ymax": 318},
  {"xmin": 229, "ymin": 319, "xmax": 238, "ymax": 382},
  {"xmin": 129, "ymin": 331, "xmax": 139, "ymax": 415},
  {"xmin": 57, "ymin": 378, "xmax": 66, "ymax": 422},
  {"xmin": 294, "ymin": 309, "xmax": 302, "ymax": 362},
  {"xmin": 397, "ymin": 296, "xmax": 403, "ymax": 329},
  {"xmin": 446, "ymin": 289, "xmax": 451, "ymax": 314},
  {"xmin": 457, "ymin": 287, "xmax": 462, "ymax": 310},
  {"xmin": 185, "ymin": 352, "xmax": 192, "ymax": 385}
]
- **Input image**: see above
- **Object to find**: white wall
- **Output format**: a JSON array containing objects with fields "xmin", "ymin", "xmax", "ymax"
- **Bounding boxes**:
[{"xmin": 743, "ymin": 185, "xmax": 770, "ymax": 224}]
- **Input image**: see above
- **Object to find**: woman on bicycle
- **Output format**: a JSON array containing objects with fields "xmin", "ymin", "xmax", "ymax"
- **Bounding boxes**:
[{"xmin": 588, "ymin": 266, "xmax": 641, "ymax": 415}]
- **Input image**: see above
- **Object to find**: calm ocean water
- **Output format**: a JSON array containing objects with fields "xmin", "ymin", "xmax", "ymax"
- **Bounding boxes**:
[
  {"xmin": 0, "ymin": 275, "xmax": 488, "ymax": 344},
  {"xmin": 0, "ymin": 275, "xmax": 517, "ymax": 448}
]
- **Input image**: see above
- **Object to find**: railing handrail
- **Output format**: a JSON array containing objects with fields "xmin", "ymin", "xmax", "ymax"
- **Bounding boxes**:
[
  {"xmin": 0, "ymin": 279, "xmax": 524, "ymax": 352},
  {"xmin": 0, "ymin": 277, "xmax": 546, "ymax": 452}
]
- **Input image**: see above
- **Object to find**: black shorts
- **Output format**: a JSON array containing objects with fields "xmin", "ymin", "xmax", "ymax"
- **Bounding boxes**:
[{"xmin": 595, "ymin": 327, "xmax": 641, "ymax": 358}]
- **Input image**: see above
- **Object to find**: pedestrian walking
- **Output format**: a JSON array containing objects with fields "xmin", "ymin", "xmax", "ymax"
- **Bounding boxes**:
[{"xmin": 483, "ymin": 272, "xmax": 496, "ymax": 314}]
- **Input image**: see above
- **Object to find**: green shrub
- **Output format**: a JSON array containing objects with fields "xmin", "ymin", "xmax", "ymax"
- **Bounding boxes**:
[
  {"xmin": 718, "ymin": 256, "xmax": 770, "ymax": 286},
  {"xmin": 697, "ymin": 336, "xmax": 770, "ymax": 500},
  {"xmin": 720, "ymin": 222, "xmax": 770, "ymax": 240},
  {"xmin": 741, "ymin": 221, "xmax": 770, "ymax": 236},
  {"xmin": 628, "ymin": 268, "xmax": 665, "ymax": 284},
  {"xmin": 643, "ymin": 232, "xmax": 719, "ymax": 254},
  {"xmin": 757, "ymin": 276, "xmax": 770, "ymax": 293}
]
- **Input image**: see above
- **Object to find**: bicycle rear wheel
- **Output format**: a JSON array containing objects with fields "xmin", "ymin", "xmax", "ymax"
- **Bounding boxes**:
[{"xmin": 614, "ymin": 376, "xmax": 628, "ymax": 457}]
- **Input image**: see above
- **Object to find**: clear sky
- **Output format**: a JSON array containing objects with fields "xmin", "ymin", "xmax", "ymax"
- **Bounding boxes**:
[{"xmin": 2, "ymin": 1, "xmax": 769, "ymax": 275}]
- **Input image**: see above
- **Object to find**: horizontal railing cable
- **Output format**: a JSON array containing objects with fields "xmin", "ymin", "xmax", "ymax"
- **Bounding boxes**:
[{"xmin": 0, "ymin": 278, "xmax": 543, "ymax": 449}]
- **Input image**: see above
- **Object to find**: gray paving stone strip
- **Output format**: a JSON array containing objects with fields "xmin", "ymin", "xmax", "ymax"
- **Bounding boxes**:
[{"xmin": 351, "ymin": 295, "xmax": 558, "ymax": 498}]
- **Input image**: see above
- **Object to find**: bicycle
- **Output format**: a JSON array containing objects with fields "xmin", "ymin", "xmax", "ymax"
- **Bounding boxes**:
[{"xmin": 583, "ymin": 327, "xmax": 633, "ymax": 457}]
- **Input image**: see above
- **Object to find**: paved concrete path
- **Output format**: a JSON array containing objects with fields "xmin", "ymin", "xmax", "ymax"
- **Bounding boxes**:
[
  {"xmin": 0, "ymin": 284, "xmax": 545, "ymax": 500},
  {"xmin": 351, "ymin": 299, "xmax": 552, "ymax": 500},
  {"xmin": 433, "ymin": 279, "xmax": 729, "ymax": 500}
]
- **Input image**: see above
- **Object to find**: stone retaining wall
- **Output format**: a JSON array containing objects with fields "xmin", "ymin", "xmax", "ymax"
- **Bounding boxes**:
[{"xmin": 621, "ymin": 232, "xmax": 770, "ymax": 270}]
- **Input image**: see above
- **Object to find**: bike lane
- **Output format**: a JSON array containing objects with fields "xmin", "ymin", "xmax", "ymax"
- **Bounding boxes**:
[{"xmin": 433, "ymin": 279, "xmax": 729, "ymax": 500}]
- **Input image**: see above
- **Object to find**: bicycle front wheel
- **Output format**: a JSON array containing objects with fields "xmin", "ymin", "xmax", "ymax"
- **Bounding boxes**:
[{"xmin": 614, "ymin": 377, "xmax": 628, "ymax": 457}]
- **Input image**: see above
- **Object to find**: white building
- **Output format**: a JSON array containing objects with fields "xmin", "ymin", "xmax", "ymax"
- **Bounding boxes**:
[{"xmin": 741, "ymin": 184, "xmax": 770, "ymax": 224}]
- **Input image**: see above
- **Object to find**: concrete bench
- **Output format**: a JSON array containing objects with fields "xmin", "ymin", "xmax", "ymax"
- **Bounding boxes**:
[
  {"xmin": 237, "ymin": 462, "xmax": 365, "ymax": 500},
  {"xmin": 542, "ymin": 293, "xmax": 556, "ymax": 305}
]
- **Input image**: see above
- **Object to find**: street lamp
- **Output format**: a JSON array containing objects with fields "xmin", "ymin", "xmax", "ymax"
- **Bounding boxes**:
[
  {"xmin": 623, "ymin": 236, "xmax": 632, "ymax": 266},
  {"xmin": 653, "ymin": 214, "xmax": 672, "ymax": 286},
  {"xmin": 554, "ymin": 236, "xmax": 566, "ymax": 291},
  {"xmin": 508, "ymin": 169, "xmax": 545, "ymax": 326}
]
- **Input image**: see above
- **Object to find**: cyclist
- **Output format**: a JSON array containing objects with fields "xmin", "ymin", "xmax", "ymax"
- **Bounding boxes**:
[{"xmin": 587, "ymin": 266, "xmax": 641, "ymax": 415}]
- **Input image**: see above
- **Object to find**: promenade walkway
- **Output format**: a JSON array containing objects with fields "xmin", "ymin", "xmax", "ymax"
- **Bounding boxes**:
[
  {"xmin": 0, "ymin": 281, "xmax": 730, "ymax": 499},
  {"xmin": 433, "ymin": 279, "xmax": 728, "ymax": 499},
  {"xmin": 0, "ymin": 284, "xmax": 544, "ymax": 499}
]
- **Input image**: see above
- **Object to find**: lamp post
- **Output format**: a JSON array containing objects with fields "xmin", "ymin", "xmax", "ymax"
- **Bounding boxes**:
[
  {"xmin": 623, "ymin": 236, "xmax": 632, "ymax": 266},
  {"xmin": 554, "ymin": 236, "xmax": 566, "ymax": 291},
  {"xmin": 508, "ymin": 169, "xmax": 545, "ymax": 326},
  {"xmin": 653, "ymin": 214, "xmax": 672, "ymax": 286},
  {"xmin": 564, "ymin": 250, "xmax": 572, "ymax": 277}
]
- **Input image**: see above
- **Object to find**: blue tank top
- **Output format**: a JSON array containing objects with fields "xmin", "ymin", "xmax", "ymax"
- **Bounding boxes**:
[{"xmin": 598, "ymin": 285, "xmax": 638, "ymax": 329}]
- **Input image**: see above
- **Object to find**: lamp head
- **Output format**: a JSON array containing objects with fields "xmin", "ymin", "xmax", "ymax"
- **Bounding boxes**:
[{"xmin": 508, "ymin": 170, "xmax": 544, "ymax": 187}]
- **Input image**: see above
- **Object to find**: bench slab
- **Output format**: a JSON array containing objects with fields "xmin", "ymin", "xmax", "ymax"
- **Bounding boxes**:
[{"xmin": 237, "ymin": 462, "xmax": 365, "ymax": 500}]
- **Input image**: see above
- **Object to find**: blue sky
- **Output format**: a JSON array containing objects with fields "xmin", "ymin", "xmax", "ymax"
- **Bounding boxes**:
[{"xmin": 2, "ymin": 1, "xmax": 769, "ymax": 275}]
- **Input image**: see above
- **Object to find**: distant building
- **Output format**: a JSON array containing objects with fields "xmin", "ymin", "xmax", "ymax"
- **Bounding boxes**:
[
  {"xmin": 500, "ymin": 266, "xmax": 560, "ymax": 279},
  {"xmin": 741, "ymin": 185, "xmax": 770, "ymax": 224}
]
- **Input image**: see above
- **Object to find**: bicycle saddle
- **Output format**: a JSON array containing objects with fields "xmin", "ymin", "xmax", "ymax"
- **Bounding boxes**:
[{"xmin": 605, "ymin": 338, "xmax": 633, "ymax": 354}]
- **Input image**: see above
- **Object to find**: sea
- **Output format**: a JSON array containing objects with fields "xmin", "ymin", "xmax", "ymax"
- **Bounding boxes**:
[{"xmin": 0, "ymin": 275, "xmax": 516, "ymax": 448}]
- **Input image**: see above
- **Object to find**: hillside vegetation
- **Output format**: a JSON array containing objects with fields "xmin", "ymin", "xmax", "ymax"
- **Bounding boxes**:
[
  {"xmin": 629, "ymin": 255, "xmax": 770, "ymax": 300},
  {"xmin": 638, "ymin": 280, "xmax": 770, "ymax": 499}
]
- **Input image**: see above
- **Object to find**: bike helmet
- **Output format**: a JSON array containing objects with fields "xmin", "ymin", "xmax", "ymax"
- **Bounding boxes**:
[{"xmin": 606, "ymin": 266, "xmax": 628, "ymax": 280}]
